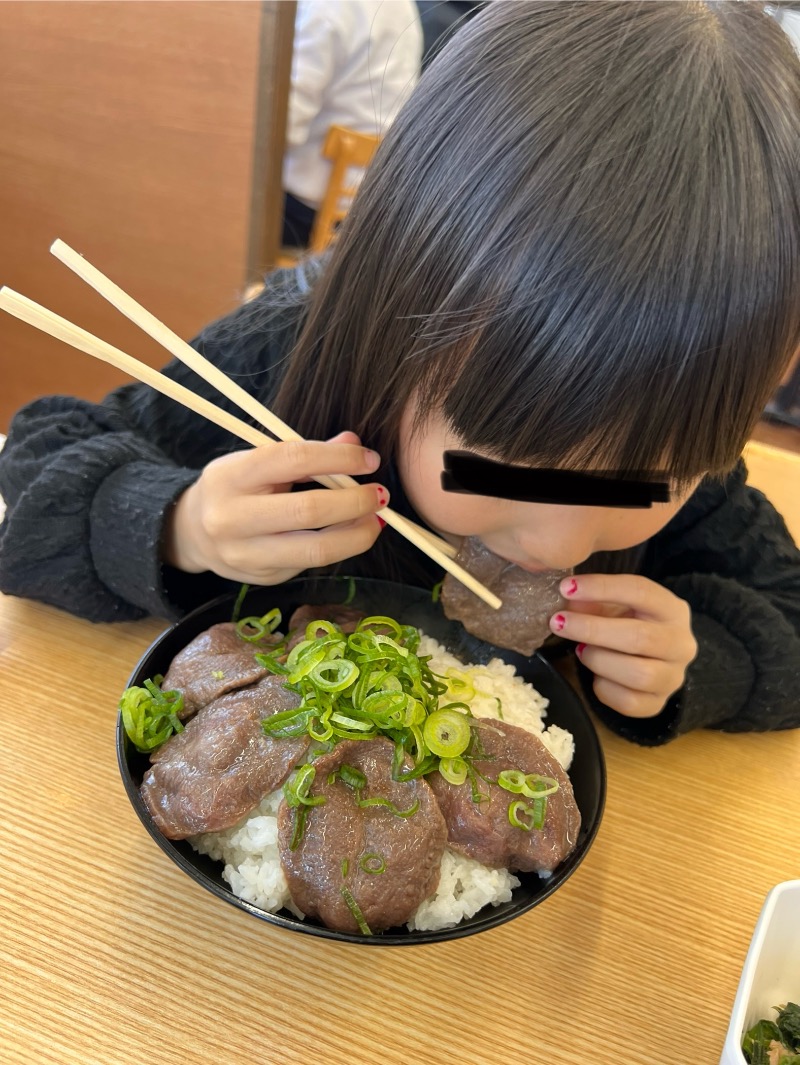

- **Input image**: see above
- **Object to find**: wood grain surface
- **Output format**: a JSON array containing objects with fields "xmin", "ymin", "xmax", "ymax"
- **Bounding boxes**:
[
  {"xmin": 0, "ymin": 1, "xmax": 266, "ymax": 431},
  {"xmin": 1, "ymin": 593, "xmax": 797, "ymax": 1065}
]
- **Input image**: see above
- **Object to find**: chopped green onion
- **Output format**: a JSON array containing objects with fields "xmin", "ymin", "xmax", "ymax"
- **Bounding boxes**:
[
  {"xmin": 283, "ymin": 764, "xmax": 326, "ymax": 807},
  {"xmin": 290, "ymin": 805, "xmax": 309, "ymax": 850},
  {"xmin": 497, "ymin": 769, "xmax": 528, "ymax": 794},
  {"xmin": 309, "ymin": 658, "xmax": 358, "ymax": 693},
  {"xmin": 438, "ymin": 756, "xmax": 468, "ymax": 786},
  {"xmin": 508, "ymin": 800, "xmax": 535, "ymax": 831},
  {"xmin": 530, "ymin": 797, "xmax": 547, "ymax": 829},
  {"xmin": 254, "ymin": 651, "xmax": 290, "ymax": 675},
  {"xmin": 211, "ymin": 669, "xmax": 225, "ymax": 681},
  {"xmin": 423, "ymin": 708, "xmax": 471, "ymax": 758},
  {"xmin": 340, "ymin": 886, "xmax": 372, "ymax": 935},
  {"xmin": 338, "ymin": 764, "xmax": 367, "ymax": 790},
  {"xmin": 508, "ymin": 798, "xmax": 548, "ymax": 831},
  {"xmin": 231, "ymin": 582, "xmax": 250, "ymax": 624},
  {"xmin": 287, "ymin": 645, "xmax": 329, "ymax": 683},
  {"xmin": 236, "ymin": 609, "xmax": 282, "ymax": 642},
  {"xmin": 357, "ymin": 616, "xmax": 403, "ymax": 638},
  {"xmin": 359, "ymin": 853, "xmax": 386, "ymax": 875},
  {"xmin": 308, "ymin": 713, "xmax": 334, "ymax": 742},
  {"xmin": 357, "ymin": 796, "xmax": 420, "ymax": 818},
  {"xmin": 431, "ymin": 579, "xmax": 443, "ymax": 603},
  {"xmin": 119, "ymin": 681, "xmax": 185, "ymax": 753},
  {"xmin": 341, "ymin": 858, "xmax": 349, "ymax": 878},
  {"xmin": 522, "ymin": 774, "xmax": 559, "ymax": 799},
  {"xmin": 342, "ymin": 576, "xmax": 357, "ymax": 605}
]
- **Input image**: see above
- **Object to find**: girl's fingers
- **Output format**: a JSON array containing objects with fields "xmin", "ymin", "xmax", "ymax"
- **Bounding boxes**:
[
  {"xmin": 214, "ymin": 514, "xmax": 384, "ymax": 581},
  {"xmin": 216, "ymin": 438, "xmax": 382, "ymax": 493},
  {"xmin": 550, "ymin": 610, "xmax": 679, "ymax": 659},
  {"xmin": 576, "ymin": 643, "xmax": 681, "ymax": 697},
  {"xmin": 590, "ymin": 676, "xmax": 668, "ymax": 719},
  {"xmin": 210, "ymin": 483, "xmax": 389, "ymax": 538},
  {"xmin": 560, "ymin": 573, "xmax": 690, "ymax": 623}
]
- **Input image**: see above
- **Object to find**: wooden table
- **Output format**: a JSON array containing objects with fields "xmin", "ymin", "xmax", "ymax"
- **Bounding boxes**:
[{"xmin": 1, "ymin": 594, "xmax": 798, "ymax": 1065}]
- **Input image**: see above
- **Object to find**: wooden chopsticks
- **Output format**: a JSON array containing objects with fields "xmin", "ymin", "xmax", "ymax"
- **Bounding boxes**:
[{"xmin": 0, "ymin": 243, "xmax": 501, "ymax": 609}]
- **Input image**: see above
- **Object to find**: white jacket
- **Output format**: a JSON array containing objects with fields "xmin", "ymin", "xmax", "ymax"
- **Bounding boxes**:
[{"xmin": 283, "ymin": 0, "xmax": 423, "ymax": 209}]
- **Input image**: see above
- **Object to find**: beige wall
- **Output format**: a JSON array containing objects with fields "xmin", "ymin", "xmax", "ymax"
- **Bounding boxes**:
[{"xmin": 0, "ymin": 0, "xmax": 287, "ymax": 431}]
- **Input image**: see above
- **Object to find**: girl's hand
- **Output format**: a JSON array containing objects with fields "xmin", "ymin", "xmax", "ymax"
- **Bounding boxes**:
[
  {"xmin": 549, "ymin": 574, "xmax": 698, "ymax": 718},
  {"xmin": 164, "ymin": 431, "xmax": 388, "ymax": 585}
]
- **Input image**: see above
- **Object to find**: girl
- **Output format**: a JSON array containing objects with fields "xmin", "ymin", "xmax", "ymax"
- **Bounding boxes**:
[{"xmin": 1, "ymin": 1, "xmax": 798, "ymax": 747}]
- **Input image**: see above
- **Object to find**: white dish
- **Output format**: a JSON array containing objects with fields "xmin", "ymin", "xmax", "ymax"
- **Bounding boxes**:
[{"xmin": 720, "ymin": 879, "xmax": 800, "ymax": 1064}]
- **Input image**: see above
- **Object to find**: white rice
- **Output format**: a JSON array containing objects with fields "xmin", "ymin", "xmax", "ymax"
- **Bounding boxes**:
[{"xmin": 189, "ymin": 634, "xmax": 574, "ymax": 931}]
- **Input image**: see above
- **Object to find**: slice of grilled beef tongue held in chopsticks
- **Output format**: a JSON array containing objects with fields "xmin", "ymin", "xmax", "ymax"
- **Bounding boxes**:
[
  {"xmin": 140, "ymin": 676, "xmax": 307, "ymax": 839},
  {"xmin": 441, "ymin": 537, "xmax": 571, "ymax": 656}
]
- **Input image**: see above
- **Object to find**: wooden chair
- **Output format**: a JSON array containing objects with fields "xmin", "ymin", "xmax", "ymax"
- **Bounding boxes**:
[{"xmin": 274, "ymin": 124, "xmax": 381, "ymax": 268}]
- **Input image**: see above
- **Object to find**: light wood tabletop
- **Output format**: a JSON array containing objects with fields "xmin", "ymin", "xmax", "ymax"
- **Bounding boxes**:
[{"xmin": 1, "ymin": 592, "xmax": 798, "ymax": 1065}]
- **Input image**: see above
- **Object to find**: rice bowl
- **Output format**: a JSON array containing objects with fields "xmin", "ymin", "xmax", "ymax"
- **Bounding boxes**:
[{"xmin": 117, "ymin": 577, "xmax": 606, "ymax": 945}]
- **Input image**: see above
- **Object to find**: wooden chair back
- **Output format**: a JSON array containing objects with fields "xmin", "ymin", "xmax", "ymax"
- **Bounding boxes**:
[{"xmin": 307, "ymin": 124, "xmax": 381, "ymax": 252}]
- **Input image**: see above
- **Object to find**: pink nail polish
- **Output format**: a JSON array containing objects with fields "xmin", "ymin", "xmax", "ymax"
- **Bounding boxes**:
[
  {"xmin": 564, "ymin": 578, "xmax": 578, "ymax": 597},
  {"xmin": 576, "ymin": 643, "xmax": 586, "ymax": 657},
  {"xmin": 376, "ymin": 516, "xmax": 386, "ymax": 529},
  {"xmin": 551, "ymin": 613, "xmax": 566, "ymax": 632},
  {"xmin": 376, "ymin": 486, "xmax": 389, "ymax": 508}
]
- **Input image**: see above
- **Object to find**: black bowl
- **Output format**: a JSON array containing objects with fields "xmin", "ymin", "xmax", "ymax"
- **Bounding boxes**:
[{"xmin": 117, "ymin": 577, "xmax": 606, "ymax": 945}]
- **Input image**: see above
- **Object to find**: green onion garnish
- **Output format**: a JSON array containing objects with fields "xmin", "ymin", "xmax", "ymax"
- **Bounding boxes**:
[
  {"xmin": 438, "ymin": 756, "xmax": 468, "ymax": 786},
  {"xmin": 359, "ymin": 853, "xmax": 386, "ymax": 875},
  {"xmin": 423, "ymin": 707, "xmax": 471, "ymax": 758},
  {"xmin": 290, "ymin": 805, "xmax": 309, "ymax": 850},
  {"xmin": 341, "ymin": 858, "xmax": 349, "ymax": 878},
  {"xmin": 508, "ymin": 800, "xmax": 535, "ymax": 831},
  {"xmin": 338, "ymin": 764, "xmax": 368, "ymax": 790},
  {"xmin": 231, "ymin": 582, "xmax": 250, "ymax": 624},
  {"xmin": 236, "ymin": 609, "xmax": 282, "ymax": 642},
  {"xmin": 340, "ymin": 886, "xmax": 372, "ymax": 935},
  {"xmin": 119, "ymin": 681, "xmax": 185, "ymax": 753},
  {"xmin": 283, "ymin": 765, "xmax": 326, "ymax": 808},
  {"xmin": 357, "ymin": 796, "xmax": 420, "ymax": 818},
  {"xmin": 431, "ymin": 580, "xmax": 443, "ymax": 603}
]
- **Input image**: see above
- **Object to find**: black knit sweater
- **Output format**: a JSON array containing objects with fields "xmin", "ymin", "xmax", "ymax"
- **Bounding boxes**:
[{"xmin": 1, "ymin": 272, "xmax": 798, "ymax": 745}]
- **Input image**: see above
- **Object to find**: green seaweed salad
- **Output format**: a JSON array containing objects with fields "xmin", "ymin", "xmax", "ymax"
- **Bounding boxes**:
[{"xmin": 743, "ymin": 1003, "xmax": 800, "ymax": 1065}]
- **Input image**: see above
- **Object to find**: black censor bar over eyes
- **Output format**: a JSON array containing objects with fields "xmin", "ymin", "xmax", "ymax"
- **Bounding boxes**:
[{"xmin": 441, "ymin": 451, "xmax": 671, "ymax": 508}]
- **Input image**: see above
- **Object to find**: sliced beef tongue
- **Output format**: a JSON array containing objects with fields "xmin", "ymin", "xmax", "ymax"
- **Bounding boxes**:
[
  {"xmin": 278, "ymin": 738, "xmax": 447, "ymax": 933},
  {"xmin": 285, "ymin": 604, "xmax": 366, "ymax": 652},
  {"xmin": 428, "ymin": 720, "xmax": 581, "ymax": 874},
  {"xmin": 140, "ymin": 675, "xmax": 306, "ymax": 840},
  {"xmin": 161, "ymin": 621, "xmax": 283, "ymax": 719},
  {"xmin": 441, "ymin": 537, "xmax": 571, "ymax": 656}
]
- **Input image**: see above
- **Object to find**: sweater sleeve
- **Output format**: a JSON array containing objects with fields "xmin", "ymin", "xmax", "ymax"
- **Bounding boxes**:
[
  {"xmin": 0, "ymin": 274, "xmax": 303, "ymax": 622},
  {"xmin": 585, "ymin": 461, "xmax": 800, "ymax": 745}
]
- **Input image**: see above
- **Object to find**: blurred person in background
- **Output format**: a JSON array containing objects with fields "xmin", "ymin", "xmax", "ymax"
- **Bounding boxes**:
[{"xmin": 282, "ymin": 0, "xmax": 422, "ymax": 248}]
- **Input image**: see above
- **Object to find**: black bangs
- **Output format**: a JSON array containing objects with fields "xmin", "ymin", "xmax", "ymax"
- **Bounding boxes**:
[{"xmin": 274, "ymin": 1, "xmax": 800, "ymax": 498}]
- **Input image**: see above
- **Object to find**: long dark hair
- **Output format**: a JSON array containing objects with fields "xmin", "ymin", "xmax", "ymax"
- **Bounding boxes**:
[{"xmin": 270, "ymin": 1, "xmax": 800, "ymax": 577}]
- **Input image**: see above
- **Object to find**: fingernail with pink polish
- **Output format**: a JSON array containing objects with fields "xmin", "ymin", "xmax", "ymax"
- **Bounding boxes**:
[
  {"xmin": 563, "ymin": 578, "xmax": 578, "ymax": 597},
  {"xmin": 376, "ymin": 516, "xmax": 386, "ymax": 529},
  {"xmin": 575, "ymin": 643, "xmax": 586, "ymax": 657},
  {"xmin": 551, "ymin": 613, "xmax": 566, "ymax": 632},
  {"xmin": 376, "ymin": 485, "xmax": 389, "ymax": 508}
]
